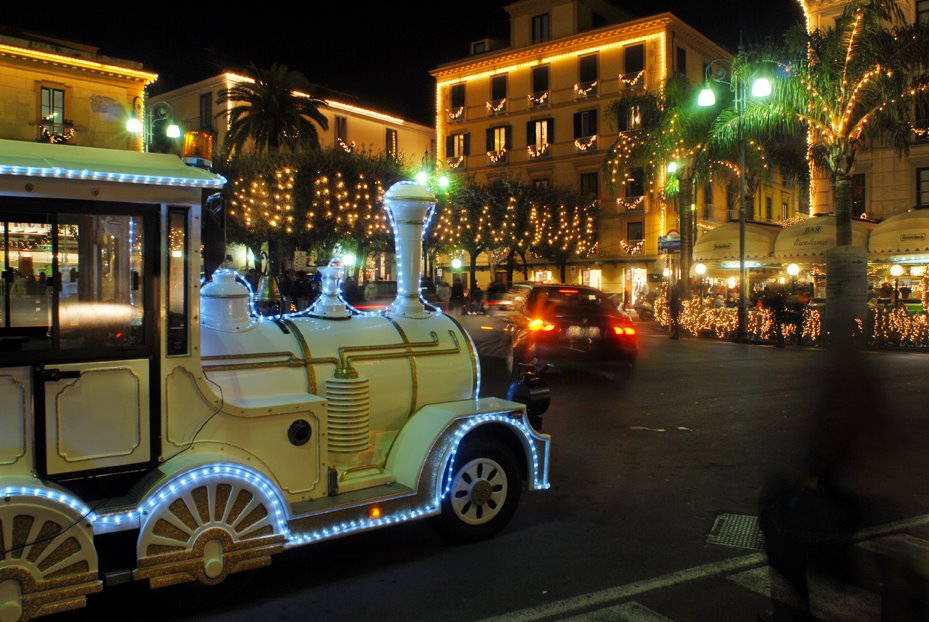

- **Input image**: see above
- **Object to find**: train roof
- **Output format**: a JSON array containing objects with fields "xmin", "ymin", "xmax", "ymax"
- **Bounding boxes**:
[{"xmin": 0, "ymin": 138, "xmax": 225, "ymax": 189}]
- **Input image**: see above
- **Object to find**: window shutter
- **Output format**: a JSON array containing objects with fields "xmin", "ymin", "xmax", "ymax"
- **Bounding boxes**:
[
  {"xmin": 617, "ymin": 105, "xmax": 628, "ymax": 132},
  {"xmin": 446, "ymin": 135, "xmax": 454, "ymax": 156},
  {"xmin": 547, "ymin": 118, "xmax": 554, "ymax": 142},
  {"xmin": 504, "ymin": 126, "xmax": 512, "ymax": 150},
  {"xmin": 526, "ymin": 120, "xmax": 534, "ymax": 146},
  {"xmin": 463, "ymin": 133, "xmax": 470, "ymax": 156},
  {"xmin": 486, "ymin": 128, "xmax": 494, "ymax": 152},
  {"xmin": 573, "ymin": 112, "xmax": 582, "ymax": 139},
  {"xmin": 590, "ymin": 111, "xmax": 598, "ymax": 136}
]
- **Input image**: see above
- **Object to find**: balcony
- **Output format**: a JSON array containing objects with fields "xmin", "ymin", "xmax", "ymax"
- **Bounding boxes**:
[
  {"xmin": 446, "ymin": 155, "xmax": 466, "ymax": 170},
  {"xmin": 527, "ymin": 143, "xmax": 550, "ymax": 160},
  {"xmin": 486, "ymin": 98, "xmax": 507, "ymax": 116},
  {"xmin": 574, "ymin": 81, "xmax": 599, "ymax": 100},
  {"xmin": 487, "ymin": 149, "xmax": 508, "ymax": 166},
  {"xmin": 617, "ymin": 196, "xmax": 645, "ymax": 212},
  {"xmin": 620, "ymin": 238, "xmax": 646, "ymax": 255},
  {"xmin": 446, "ymin": 106, "xmax": 465, "ymax": 123},
  {"xmin": 619, "ymin": 70, "xmax": 647, "ymax": 92},
  {"xmin": 528, "ymin": 91, "xmax": 550, "ymax": 109},
  {"xmin": 574, "ymin": 135, "xmax": 598, "ymax": 153}
]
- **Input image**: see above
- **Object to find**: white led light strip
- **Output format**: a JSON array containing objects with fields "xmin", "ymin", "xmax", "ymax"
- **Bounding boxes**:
[{"xmin": 0, "ymin": 165, "xmax": 226, "ymax": 188}]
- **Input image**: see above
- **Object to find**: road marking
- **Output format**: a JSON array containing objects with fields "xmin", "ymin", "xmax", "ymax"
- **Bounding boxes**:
[
  {"xmin": 728, "ymin": 567, "xmax": 880, "ymax": 622},
  {"xmin": 477, "ymin": 553, "xmax": 766, "ymax": 622},
  {"xmin": 560, "ymin": 602, "xmax": 673, "ymax": 622},
  {"xmin": 479, "ymin": 513, "xmax": 929, "ymax": 622}
]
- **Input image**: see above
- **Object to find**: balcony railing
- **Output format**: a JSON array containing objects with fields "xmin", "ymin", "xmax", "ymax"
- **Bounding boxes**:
[
  {"xmin": 446, "ymin": 106, "xmax": 465, "ymax": 122},
  {"xmin": 619, "ymin": 70, "xmax": 647, "ymax": 91},
  {"xmin": 487, "ymin": 149, "xmax": 508, "ymax": 166},
  {"xmin": 574, "ymin": 81, "xmax": 599, "ymax": 100},
  {"xmin": 620, "ymin": 239, "xmax": 645, "ymax": 255},
  {"xmin": 528, "ymin": 143, "xmax": 550, "ymax": 160},
  {"xmin": 486, "ymin": 98, "xmax": 507, "ymax": 116},
  {"xmin": 617, "ymin": 196, "xmax": 645, "ymax": 212},
  {"xmin": 446, "ymin": 155, "xmax": 466, "ymax": 170},
  {"xmin": 574, "ymin": 135, "xmax": 598, "ymax": 152},
  {"xmin": 528, "ymin": 90, "xmax": 550, "ymax": 109}
]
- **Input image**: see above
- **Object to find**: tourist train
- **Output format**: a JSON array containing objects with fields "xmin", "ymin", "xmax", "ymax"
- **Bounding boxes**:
[{"xmin": 0, "ymin": 139, "xmax": 550, "ymax": 621}]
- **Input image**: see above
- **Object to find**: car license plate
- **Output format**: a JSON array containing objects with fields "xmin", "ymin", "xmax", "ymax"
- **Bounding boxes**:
[{"xmin": 566, "ymin": 325, "xmax": 600, "ymax": 338}]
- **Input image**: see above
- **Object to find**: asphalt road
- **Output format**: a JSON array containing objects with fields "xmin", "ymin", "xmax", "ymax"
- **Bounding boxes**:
[{"xmin": 63, "ymin": 319, "xmax": 929, "ymax": 621}]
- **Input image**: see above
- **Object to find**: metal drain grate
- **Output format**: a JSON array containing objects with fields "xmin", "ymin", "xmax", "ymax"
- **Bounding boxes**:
[{"xmin": 707, "ymin": 513, "xmax": 765, "ymax": 550}]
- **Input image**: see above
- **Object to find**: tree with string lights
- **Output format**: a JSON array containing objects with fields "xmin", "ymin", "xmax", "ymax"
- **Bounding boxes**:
[
  {"xmin": 726, "ymin": 0, "xmax": 929, "ymax": 336},
  {"xmin": 528, "ymin": 185, "xmax": 599, "ymax": 283}
]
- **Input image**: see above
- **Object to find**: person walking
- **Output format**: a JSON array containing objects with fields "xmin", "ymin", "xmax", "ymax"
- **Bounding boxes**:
[{"xmin": 669, "ymin": 281, "xmax": 683, "ymax": 340}]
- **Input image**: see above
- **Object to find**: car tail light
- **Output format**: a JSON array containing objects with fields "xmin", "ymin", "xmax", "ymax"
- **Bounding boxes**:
[
  {"xmin": 528, "ymin": 318, "xmax": 556, "ymax": 332},
  {"xmin": 613, "ymin": 325, "xmax": 636, "ymax": 336}
]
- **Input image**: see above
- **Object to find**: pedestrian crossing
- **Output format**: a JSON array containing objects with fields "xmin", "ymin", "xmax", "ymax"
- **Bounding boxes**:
[{"xmin": 481, "ymin": 524, "xmax": 929, "ymax": 622}]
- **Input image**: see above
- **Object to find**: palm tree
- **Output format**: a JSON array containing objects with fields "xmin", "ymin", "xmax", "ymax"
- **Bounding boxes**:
[
  {"xmin": 729, "ymin": 0, "xmax": 929, "ymax": 335},
  {"xmin": 218, "ymin": 64, "xmax": 329, "ymax": 156}
]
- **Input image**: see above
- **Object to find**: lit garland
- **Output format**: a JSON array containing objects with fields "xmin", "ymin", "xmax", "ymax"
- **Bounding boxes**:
[
  {"xmin": 337, "ymin": 138, "xmax": 355, "ymax": 153},
  {"xmin": 528, "ymin": 143, "xmax": 550, "ymax": 159},
  {"xmin": 620, "ymin": 239, "xmax": 645, "ymax": 255},
  {"xmin": 446, "ymin": 156, "xmax": 465, "ymax": 169},
  {"xmin": 487, "ymin": 149, "xmax": 508, "ymax": 165},
  {"xmin": 617, "ymin": 196, "xmax": 645, "ymax": 211},
  {"xmin": 619, "ymin": 70, "xmax": 646, "ymax": 90},
  {"xmin": 528, "ymin": 91, "xmax": 549, "ymax": 108},
  {"xmin": 486, "ymin": 98, "xmax": 507, "ymax": 114},
  {"xmin": 446, "ymin": 106, "xmax": 465, "ymax": 121},
  {"xmin": 574, "ymin": 81, "xmax": 599, "ymax": 98},
  {"xmin": 575, "ymin": 136, "xmax": 598, "ymax": 151}
]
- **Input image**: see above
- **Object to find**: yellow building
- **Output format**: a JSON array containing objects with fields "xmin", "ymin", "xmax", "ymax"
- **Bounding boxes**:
[
  {"xmin": 431, "ymin": 0, "xmax": 803, "ymax": 295},
  {"xmin": 149, "ymin": 73, "xmax": 435, "ymax": 164},
  {"xmin": 0, "ymin": 31, "xmax": 156, "ymax": 151},
  {"xmin": 800, "ymin": 0, "xmax": 929, "ymax": 220}
]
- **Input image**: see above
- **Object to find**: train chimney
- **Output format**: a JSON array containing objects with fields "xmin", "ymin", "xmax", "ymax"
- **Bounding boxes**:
[{"xmin": 383, "ymin": 182, "xmax": 435, "ymax": 318}]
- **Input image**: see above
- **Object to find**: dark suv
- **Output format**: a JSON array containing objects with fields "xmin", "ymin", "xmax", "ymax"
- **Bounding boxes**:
[{"xmin": 503, "ymin": 284, "xmax": 638, "ymax": 375}]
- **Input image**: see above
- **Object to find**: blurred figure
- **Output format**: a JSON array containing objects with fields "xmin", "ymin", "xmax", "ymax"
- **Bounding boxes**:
[
  {"xmin": 450, "ymin": 278, "xmax": 464, "ymax": 315},
  {"xmin": 669, "ymin": 281, "xmax": 683, "ymax": 339}
]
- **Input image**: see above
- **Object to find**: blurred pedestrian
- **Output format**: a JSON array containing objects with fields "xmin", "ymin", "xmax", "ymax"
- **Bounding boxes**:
[{"xmin": 669, "ymin": 281, "xmax": 683, "ymax": 340}]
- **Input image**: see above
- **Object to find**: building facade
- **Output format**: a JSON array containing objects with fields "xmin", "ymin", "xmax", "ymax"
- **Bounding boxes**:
[
  {"xmin": 0, "ymin": 32, "xmax": 156, "ymax": 151},
  {"xmin": 149, "ymin": 73, "xmax": 435, "ymax": 165},
  {"xmin": 431, "ymin": 0, "xmax": 803, "ymax": 295}
]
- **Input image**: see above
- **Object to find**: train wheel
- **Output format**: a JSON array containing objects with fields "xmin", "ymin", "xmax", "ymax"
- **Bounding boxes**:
[
  {"xmin": 433, "ymin": 436, "xmax": 522, "ymax": 543},
  {"xmin": 135, "ymin": 470, "xmax": 286, "ymax": 589},
  {"xmin": 0, "ymin": 495, "xmax": 101, "ymax": 622}
]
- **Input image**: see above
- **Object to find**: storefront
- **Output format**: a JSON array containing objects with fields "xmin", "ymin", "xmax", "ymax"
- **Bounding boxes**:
[
  {"xmin": 692, "ymin": 222, "xmax": 781, "ymax": 303},
  {"xmin": 868, "ymin": 208, "xmax": 929, "ymax": 309}
]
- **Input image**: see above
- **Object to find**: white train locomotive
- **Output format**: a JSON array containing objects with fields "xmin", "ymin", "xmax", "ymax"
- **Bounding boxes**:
[{"xmin": 0, "ymin": 139, "xmax": 550, "ymax": 621}]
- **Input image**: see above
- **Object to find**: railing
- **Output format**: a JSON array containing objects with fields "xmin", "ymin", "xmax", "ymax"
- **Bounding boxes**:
[
  {"xmin": 527, "ymin": 143, "xmax": 550, "ymax": 160},
  {"xmin": 446, "ymin": 156, "xmax": 465, "ymax": 170},
  {"xmin": 574, "ymin": 81, "xmax": 599, "ymax": 100},
  {"xmin": 486, "ymin": 98, "xmax": 507, "ymax": 116},
  {"xmin": 528, "ymin": 91, "xmax": 550, "ymax": 109},
  {"xmin": 619, "ymin": 70, "xmax": 647, "ymax": 91},
  {"xmin": 574, "ymin": 135, "xmax": 598, "ymax": 152},
  {"xmin": 446, "ymin": 106, "xmax": 465, "ymax": 122},
  {"xmin": 487, "ymin": 149, "xmax": 508, "ymax": 165},
  {"xmin": 620, "ymin": 239, "xmax": 645, "ymax": 255}
]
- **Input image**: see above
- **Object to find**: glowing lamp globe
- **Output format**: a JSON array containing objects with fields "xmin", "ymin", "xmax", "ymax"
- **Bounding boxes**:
[
  {"xmin": 787, "ymin": 263, "xmax": 800, "ymax": 277},
  {"xmin": 697, "ymin": 87, "xmax": 716, "ymax": 107},
  {"xmin": 695, "ymin": 263, "xmax": 707, "ymax": 276},
  {"xmin": 890, "ymin": 264, "xmax": 904, "ymax": 277},
  {"xmin": 166, "ymin": 124, "xmax": 182, "ymax": 139},
  {"xmin": 415, "ymin": 171, "xmax": 429, "ymax": 185},
  {"xmin": 752, "ymin": 78, "xmax": 772, "ymax": 98},
  {"xmin": 342, "ymin": 253, "xmax": 356, "ymax": 268},
  {"xmin": 126, "ymin": 118, "xmax": 143, "ymax": 133},
  {"xmin": 451, "ymin": 258, "xmax": 463, "ymax": 270},
  {"xmin": 438, "ymin": 175, "xmax": 449, "ymax": 188},
  {"xmin": 666, "ymin": 161, "xmax": 678, "ymax": 174}
]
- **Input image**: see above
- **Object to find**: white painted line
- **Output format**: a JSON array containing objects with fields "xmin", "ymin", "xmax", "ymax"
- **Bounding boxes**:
[
  {"xmin": 729, "ymin": 567, "xmax": 880, "ymax": 622},
  {"xmin": 479, "ymin": 514, "xmax": 929, "ymax": 622},
  {"xmin": 476, "ymin": 553, "xmax": 766, "ymax": 622},
  {"xmin": 560, "ymin": 601, "xmax": 674, "ymax": 622}
]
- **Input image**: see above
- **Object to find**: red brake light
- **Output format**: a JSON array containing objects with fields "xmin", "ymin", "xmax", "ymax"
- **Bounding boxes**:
[
  {"xmin": 613, "ymin": 326, "xmax": 636, "ymax": 336},
  {"xmin": 528, "ymin": 318, "xmax": 556, "ymax": 332},
  {"xmin": 558, "ymin": 289, "xmax": 579, "ymax": 295}
]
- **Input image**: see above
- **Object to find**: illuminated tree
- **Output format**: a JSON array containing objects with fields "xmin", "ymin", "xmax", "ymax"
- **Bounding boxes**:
[
  {"xmin": 728, "ymin": 0, "xmax": 929, "ymax": 331},
  {"xmin": 528, "ymin": 185, "xmax": 599, "ymax": 283},
  {"xmin": 218, "ymin": 63, "xmax": 329, "ymax": 157}
]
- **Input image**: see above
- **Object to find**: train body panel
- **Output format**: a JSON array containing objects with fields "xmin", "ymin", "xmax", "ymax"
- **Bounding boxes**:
[{"xmin": 0, "ymin": 140, "xmax": 551, "ymax": 621}]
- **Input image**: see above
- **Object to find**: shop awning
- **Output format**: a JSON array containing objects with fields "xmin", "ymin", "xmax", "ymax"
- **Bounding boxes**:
[
  {"xmin": 774, "ymin": 215, "xmax": 873, "ymax": 262},
  {"xmin": 693, "ymin": 222, "xmax": 779, "ymax": 264},
  {"xmin": 868, "ymin": 209, "xmax": 929, "ymax": 262}
]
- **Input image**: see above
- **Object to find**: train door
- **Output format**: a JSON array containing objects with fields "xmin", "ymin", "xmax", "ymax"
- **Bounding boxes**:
[{"xmin": 0, "ymin": 200, "xmax": 159, "ymax": 480}]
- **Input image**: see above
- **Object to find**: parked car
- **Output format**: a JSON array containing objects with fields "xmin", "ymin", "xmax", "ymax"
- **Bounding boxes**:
[{"xmin": 503, "ymin": 284, "xmax": 638, "ymax": 376}]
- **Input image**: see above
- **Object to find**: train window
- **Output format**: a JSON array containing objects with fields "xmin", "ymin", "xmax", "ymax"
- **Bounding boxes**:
[
  {"xmin": 0, "ymin": 219, "xmax": 54, "ymax": 350},
  {"xmin": 57, "ymin": 214, "xmax": 145, "ymax": 350},
  {"xmin": 167, "ymin": 208, "xmax": 189, "ymax": 356}
]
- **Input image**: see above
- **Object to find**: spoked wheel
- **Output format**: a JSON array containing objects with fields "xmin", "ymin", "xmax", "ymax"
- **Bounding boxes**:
[{"xmin": 433, "ymin": 436, "xmax": 522, "ymax": 543}]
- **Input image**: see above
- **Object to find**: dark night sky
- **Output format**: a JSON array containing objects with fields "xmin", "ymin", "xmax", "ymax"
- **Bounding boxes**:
[{"xmin": 3, "ymin": 1, "xmax": 803, "ymax": 125}]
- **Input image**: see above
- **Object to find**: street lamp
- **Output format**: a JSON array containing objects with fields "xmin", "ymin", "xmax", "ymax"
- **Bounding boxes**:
[
  {"xmin": 695, "ymin": 263, "xmax": 707, "ymax": 302},
  {"xmin": 698, "ymin": 46, "xmax": 772, "ymax": 341},
  {"xmin": 126, "ymin": 99, "xmax": 181, "ymax": 152},
  {"xmin": 890, "ymin": 264, "xmax": 904, "ymax": 307},
  {"xmin": 787, "ymin": 263, "xmax": 800, "ymax": 295}
]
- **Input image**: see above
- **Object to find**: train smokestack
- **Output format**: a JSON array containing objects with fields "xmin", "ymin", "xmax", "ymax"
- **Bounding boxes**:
[{"xmin": 384, "ymin": 182, "xmax": 435, "ymax": 318}]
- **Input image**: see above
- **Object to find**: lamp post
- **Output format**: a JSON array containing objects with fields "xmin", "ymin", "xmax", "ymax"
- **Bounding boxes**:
[
  {"xmin": 890, "ymin": 264, "xmax": 904, "ymax": 308},
  {"xmin": 698, "ymin": 45, "xmax": 772, "ymax": 341},
  {"xmin": 695, "ymin": 263, "xmax": 707, "ymax": 303},
  {"xmin": 127, "ymin": 99, "xmax": 181, "ymax": 153}
]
